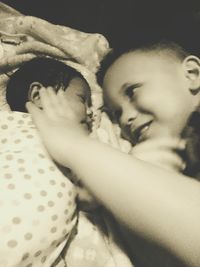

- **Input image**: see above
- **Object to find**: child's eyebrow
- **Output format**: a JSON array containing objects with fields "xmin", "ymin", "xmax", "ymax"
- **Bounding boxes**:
[{"xmin": 121, "ymin": 82, "xmax": 142, "ymax": 91}]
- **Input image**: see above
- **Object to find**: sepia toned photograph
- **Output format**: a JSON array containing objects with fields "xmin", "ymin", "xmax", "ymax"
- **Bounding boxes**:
[{"xmin": 0, "ymin": 0, "xmax": 200, "ymax": 266}]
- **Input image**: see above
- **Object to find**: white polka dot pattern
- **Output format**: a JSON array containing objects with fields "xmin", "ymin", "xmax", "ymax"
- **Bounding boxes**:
[{"xmin": 0, "ymin": 111, "xmax": 77, "ymax": 267}]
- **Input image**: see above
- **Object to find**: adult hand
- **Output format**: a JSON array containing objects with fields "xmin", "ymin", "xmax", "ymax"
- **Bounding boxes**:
[{"xmin": 131, "ymin": 137, "xmax": 186, "ymax": 172}]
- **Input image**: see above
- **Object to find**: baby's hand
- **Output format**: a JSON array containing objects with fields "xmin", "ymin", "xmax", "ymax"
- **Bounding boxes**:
[{"xmin": 131, "ymin": 137, "xmax": 186, "ymax": 172}]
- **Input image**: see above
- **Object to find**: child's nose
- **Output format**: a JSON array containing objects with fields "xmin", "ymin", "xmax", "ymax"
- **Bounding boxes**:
[{"xmin": 120, "ymin": 105, "xmax": 138, "ymax": 126}]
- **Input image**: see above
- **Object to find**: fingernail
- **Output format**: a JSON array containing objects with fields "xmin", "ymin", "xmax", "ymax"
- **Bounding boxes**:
[
  {"xmin": 40, "ymin": 87, "xmax": 46, "ymax": 93},
  {"xmin": 58, "ymin": 89, "xmax": 64, "ymax": 95},
  {"xmin": 26, "ymin": 101, "xmax": 31, "ymax": 107},
  {"xmin": 178, "ymin": 139, "xmax": 186, "ymax": 149},
  {"xmin": 181, "ymin": 162, "xmax": 186, "ymax": 170}
]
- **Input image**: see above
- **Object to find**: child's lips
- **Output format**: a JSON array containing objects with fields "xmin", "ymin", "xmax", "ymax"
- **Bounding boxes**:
[{"xmin": 132, "ymin": 120, "xmax": 153, "ymax": 144}]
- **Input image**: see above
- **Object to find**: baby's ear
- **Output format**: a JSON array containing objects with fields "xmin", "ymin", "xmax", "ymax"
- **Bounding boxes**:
[
  {"xmin": 28, "ymin": 82, "xmax": 44, "ymax": 107},
  {"xmin": 183, "ymin": 55, "xmax": 200, "ymax": 94}
]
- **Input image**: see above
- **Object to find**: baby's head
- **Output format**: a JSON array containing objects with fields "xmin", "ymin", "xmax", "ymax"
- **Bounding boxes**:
[
  {"xmin": 99, "ymin": 40, "xmax": 200, "ymax": 144},
  {"xmin": 6, "ymin": 57, "xmax": 91, "ymax": 126}
]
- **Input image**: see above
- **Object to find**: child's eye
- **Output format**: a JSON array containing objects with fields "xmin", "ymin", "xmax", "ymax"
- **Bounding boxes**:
[
  {"xmin": 112, "ymin": 109, "xmax": 122, "ymax": 123},
  {"xmin": 125, "ymin": 84, "xmax": 141, "ymax": 99}
]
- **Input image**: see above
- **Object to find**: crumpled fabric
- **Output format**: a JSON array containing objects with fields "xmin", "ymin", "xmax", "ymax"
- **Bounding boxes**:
[
  {"xmin": 0, "ymin": 3, "xmax": 109, "ymax": 71},
  {"xmin": 95, "ymin": 112, "xmax": 132, "ymax": 153},
  {"xmin": 63, "ymin": 210, "xmax": 134, "ymax": 267},
  {"xmin": 0, "ymin": 2, "xmax": 110, "ymax": 119}
]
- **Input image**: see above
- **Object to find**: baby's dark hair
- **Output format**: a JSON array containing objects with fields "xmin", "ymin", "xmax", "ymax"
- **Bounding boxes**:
[
  {"xmin": 6, "ymin": 57, "xmax": 88, "ymax": 112},
  {"xmin": 97, "ymin": 39, "xmax": 189, "ymax": 86}
]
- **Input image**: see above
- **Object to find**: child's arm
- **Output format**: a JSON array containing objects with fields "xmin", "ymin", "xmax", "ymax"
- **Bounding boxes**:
[{"xmin": 27, "ymin": 88, "xmax": 200, "ymax": 267}]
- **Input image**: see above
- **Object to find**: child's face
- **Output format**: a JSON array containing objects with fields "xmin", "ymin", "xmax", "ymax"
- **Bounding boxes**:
[{"xmin": 103, "ymin": 51, "xmax": 197, "ymax": 144}]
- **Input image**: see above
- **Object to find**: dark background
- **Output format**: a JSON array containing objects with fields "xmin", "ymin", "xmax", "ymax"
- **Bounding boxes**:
[{"xmin": 2, "ymin": 0, "xmax": 200, "ymax": 53}]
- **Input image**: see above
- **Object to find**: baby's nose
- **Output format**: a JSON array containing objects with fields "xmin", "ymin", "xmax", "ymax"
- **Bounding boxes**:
[{"xmin": 86, "ymin": 107, "xmax": 93, "ymax": 117}]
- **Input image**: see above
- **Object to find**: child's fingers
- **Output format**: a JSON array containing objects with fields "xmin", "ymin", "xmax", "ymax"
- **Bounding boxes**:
[
  {"xmin": 46, "ymin": 88, "xmax": 74, "ymax": 119},
  {"xmin": 26, "ymin": 101, "xmax": 45, "ymax": 128},
  {"xmin": 39, "ymin": 88, "xmax": 77, "ymax": 122},
  {"xmin": 39, "ymin": 87, "xmax": 59, "ymax": 119},
  {"xmin": 26, "ymin": 101, "xmax": 40, "ymax": 115},
  {"xmin": 57, "ymin": 88, "xmax": 65, "ymax": 99},
  {"xmin": 56, "ymin": 89, "xmax": 78, "ymax": 121},
  {"xmin": 57, "ymin": 89, "xmax": 70, "ymax": 109},
  {"xmin": 131, "ymin": 137, "xmax": 186, "ymax": 172},
  {"xmin": 56, "ymin": 89, "xmax": 72, "ymax": 117},
  {"xmin": 135, "ymin": 149, "xmax": 185, "ymax": 172},
  {"xmin": 46, "ymin": 87, "xmax": 60, "ymax": 106},
  {"xmin": 157, "ymin": 153, "xmax": 186, "ymax": 172},
  {"xmin": 39, "ymin": 87, "xmax": 52, "ymax": 110},
  {"xmin": 46, "ymin": 87, "xmax": 66, "ymax": 117},
  {"xmin": 132, "ymin": 137, "xmax": 186, "ymax": 155},
  {"xmin": 148, "ymin": 137, "xmax": 185, "ymax": 150}
]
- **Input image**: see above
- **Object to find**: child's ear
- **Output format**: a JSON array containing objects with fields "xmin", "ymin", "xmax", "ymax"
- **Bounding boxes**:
[
  {"xmin": 183, "ymin": 55, "xmax": 200, "ymax": 94},
  {"xmin": 28, "ymin": 82, "xmax": 44, "ymax": 107}
]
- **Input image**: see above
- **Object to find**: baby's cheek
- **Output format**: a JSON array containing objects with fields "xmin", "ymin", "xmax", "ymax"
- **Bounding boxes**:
[{"xmin": 74, "ymin": 104, "xmax": 87, "ymax": 122}]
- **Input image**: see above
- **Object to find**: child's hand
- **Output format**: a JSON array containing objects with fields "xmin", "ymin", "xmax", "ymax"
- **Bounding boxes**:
[
  {"xmin": 37, "ymin": 87, "xmax": 84, "ymax": 124},
  {"xmin": 26, "ymin": 87, "xmax": 88, "ymax": 166},
  {"xmin": 131, "ymin": 137, "xmax": 186, "ymax": 172}
]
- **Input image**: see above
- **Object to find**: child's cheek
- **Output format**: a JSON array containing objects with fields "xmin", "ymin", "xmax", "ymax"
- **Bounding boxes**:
[{"xmin": 136, "ymin": 92, "xmax": 156, "ymax": 112}]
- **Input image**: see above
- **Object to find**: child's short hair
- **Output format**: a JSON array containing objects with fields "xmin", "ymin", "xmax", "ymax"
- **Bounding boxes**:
[
  {"xmin": 97, "ymin": 40, "xmax": 189, "ymax": 86},
  {"xmin": 6, "ymin": 57, "xmax": 88, "ymax": 112}
]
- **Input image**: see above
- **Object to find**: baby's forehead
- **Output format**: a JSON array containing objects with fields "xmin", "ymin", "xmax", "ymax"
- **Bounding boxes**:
[
  {"xmin": 69, "ymin": 76, "xmax": 90, "ymax": 91},
  {"xmin": 63, "ymin": 77, "xmax": 91, "ymax": 105}
]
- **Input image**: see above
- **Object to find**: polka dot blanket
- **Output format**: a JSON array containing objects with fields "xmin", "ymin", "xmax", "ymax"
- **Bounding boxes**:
[
  {"xmin": 0, "ymin": 111, "xmax": 77, "ymax": 267},
  {"xmin": 0, "ymin": 110, "xmax": 134, "ymax": 267}
]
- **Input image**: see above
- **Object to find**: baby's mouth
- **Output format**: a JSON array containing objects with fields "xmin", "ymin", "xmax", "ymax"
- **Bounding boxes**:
[
  {"xmin": 80, "ymin": 118, "xmax": 92, "ymax": 131},
  {"xmin": 132, "ymin": 120, "xmax": 153, "ymax": 144}
]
